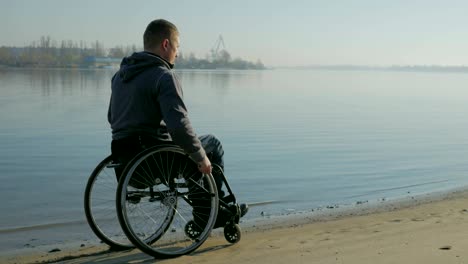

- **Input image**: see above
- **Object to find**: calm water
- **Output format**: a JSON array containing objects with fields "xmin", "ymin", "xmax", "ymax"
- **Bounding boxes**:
[{"xmin": 2, "ymin": 68, "xmax": 468, "ymax": 232}]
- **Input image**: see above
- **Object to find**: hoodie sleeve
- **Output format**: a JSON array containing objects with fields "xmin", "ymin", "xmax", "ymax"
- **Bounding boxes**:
[
  {"xmin": 157, "ymin": 72, "xmax": 206, "ymax": 162},
  {"xmin": 107, "ymin": 94, "xmax": 112, "ymax": 124},
  {"xmin": 108, "ymin": 73, "xmax": 116, "ymax": 124}
]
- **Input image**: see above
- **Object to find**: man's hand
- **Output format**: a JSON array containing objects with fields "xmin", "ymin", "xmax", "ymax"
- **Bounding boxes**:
[{"xmin": 198, "ymin": 156, "xmax": 212, "ymax": 174}]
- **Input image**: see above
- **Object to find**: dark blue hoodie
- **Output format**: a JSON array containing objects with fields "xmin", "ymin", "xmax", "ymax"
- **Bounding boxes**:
[{"xmin": 108, "ymin": 51, "xmax": 206, "ymax": 162}]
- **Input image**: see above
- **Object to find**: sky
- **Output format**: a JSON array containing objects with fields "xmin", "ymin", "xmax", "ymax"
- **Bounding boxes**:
[{"xmin": 2, "ymin": 0, "xmax": 468, "ymax": 67}]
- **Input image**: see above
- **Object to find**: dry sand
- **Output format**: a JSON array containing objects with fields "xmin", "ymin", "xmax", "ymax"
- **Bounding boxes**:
[{"xmin": 4, "ymin": 190, "xmax": 468, "ymax": 264}]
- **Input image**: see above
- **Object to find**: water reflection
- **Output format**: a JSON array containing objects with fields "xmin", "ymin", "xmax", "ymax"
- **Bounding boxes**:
[
  {"xmin": 11, "ymin": 68, "xmax": 265, "ymax": 99},
  {"xmin": 19, "ymin": 68, "xmax": 116, "ymax": 97},
  {"xmin": 177, "ymin": 70, "xmax": 263, "ymax": 97}
]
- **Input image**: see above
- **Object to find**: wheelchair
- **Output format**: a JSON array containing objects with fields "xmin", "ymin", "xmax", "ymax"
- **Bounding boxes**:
[{"xmin": 84, "ymin": 145, "xmax": 243, "ymax": 258}]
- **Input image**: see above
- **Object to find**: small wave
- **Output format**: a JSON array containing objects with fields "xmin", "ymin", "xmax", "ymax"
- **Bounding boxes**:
[
  {"xmin": 345, "ymin": 179, "xmax": 450, "ymax": 199},
  {"xmin": 0, "ymin": 219, "xmax": 89, "ymax": 234}
]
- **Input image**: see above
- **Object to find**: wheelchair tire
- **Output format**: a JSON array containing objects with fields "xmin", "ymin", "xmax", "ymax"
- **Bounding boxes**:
[
  {"xmin": 84, "ymin": 156, "xmax": 133, "ymax": 250},
  {"xmin": 116, "ymin": 146, "xmax": 219, "ymax": 258}
]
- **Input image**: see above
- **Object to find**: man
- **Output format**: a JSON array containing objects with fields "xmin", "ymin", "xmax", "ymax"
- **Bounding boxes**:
[{"xmin": 108, "ymin": 19, "xmax": 247, "ymax": 226}]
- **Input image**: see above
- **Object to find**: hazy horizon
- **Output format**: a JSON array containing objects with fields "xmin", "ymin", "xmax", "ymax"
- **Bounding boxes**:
[{"xmin": 2, "ymin": 0, "xmax": 468, "ymax": 67}]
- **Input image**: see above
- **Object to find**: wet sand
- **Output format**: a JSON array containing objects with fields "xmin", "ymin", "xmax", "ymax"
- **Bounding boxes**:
[{"xmin": 3, "ymin": 190, "xmax": 468, "ymax": 264}]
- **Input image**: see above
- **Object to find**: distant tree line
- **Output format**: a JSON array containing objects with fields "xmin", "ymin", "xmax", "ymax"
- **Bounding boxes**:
[
  {"xmin": 176, "ymin": 50, "xmax": 265, "ymax": 70},
  {"xmin": 0, "ymin": 36, "xmax": 138, "ymax": 68},
  {"xmin": 0, "ymin": 36, "xmax": 265, "ymax": 70}
]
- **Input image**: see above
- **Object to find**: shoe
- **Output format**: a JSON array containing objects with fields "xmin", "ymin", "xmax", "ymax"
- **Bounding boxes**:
[{"xmin": 239, "ymin": 203, "xmax": 249, "ymax": 218}]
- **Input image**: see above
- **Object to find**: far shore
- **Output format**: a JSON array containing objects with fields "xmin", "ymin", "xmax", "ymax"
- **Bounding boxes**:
[
  {"xmin": 3, "ymin": 188, "xmax": 468, "ymax": 264},
  {"xmin": 2, "ymin": 64, "xmax": 468, "ymax": 73}
]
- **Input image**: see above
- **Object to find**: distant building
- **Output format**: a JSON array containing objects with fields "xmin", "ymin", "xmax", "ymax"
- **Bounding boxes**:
[{"xmin": 83, "ymin": 56, "xmax": 121, "ymax": 68}]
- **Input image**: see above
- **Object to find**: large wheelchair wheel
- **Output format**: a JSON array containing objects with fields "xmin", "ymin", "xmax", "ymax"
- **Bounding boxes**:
[
  {"xmin": 84, "ymin": 156, "xmax": 133, "ymax": 250},
  {"xmin": 116, "ymin": 146, "xmax": 219, "ymax": 258}
]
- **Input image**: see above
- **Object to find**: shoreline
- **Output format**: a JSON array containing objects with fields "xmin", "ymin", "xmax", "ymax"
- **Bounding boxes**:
[
  {"xmin": 0, "ymin": 184, "xmax": 455, "ymax": 234},
  {"xmin": 3, "ymin": 188, "xmax": 468, "ymax": 263}
]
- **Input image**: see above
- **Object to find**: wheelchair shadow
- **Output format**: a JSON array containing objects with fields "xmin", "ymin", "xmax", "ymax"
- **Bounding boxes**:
[
  {"xmin": 60, "ymin": 244, "xmax": 233, "ymax": 263},
  {"xmin": 188, "ymin": 244, "xmax": 232, "ymax": 256}
]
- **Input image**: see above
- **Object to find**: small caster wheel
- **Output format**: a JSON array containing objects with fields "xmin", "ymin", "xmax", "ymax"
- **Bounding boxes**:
[
  {"xmin": 185, "ymin": 220, "xmax": 201, "ymax": 240},
  {"xmin": 224, "ymin": 223, "xmax": 241, "ymax": 244}
]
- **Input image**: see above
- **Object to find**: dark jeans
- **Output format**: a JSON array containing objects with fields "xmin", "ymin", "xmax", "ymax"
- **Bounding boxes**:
[{"xmin": 111, "ymin": 134, "xmax": 225, "ymax": 194}]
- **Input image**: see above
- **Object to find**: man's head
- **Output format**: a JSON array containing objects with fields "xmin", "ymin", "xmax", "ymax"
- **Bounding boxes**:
[{"xmin": 143, "ymin": 19, "xmax": 179, "ymax": 64}]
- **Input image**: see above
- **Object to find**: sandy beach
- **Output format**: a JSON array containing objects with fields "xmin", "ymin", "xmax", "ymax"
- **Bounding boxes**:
[{"xmin": 3, "ymin": 190, "xmax": 468, "ymax": 264}]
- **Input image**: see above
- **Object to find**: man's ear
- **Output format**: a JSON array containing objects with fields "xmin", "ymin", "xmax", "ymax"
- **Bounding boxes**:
[{"xmin": 162, "ymin": 39, "xmax": 169, "ymax": 50}]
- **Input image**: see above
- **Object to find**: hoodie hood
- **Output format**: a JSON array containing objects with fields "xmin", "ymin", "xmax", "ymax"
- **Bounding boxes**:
[{"xmin": 118, "ymin": 51, "xmax": 173, "ymax": 82}]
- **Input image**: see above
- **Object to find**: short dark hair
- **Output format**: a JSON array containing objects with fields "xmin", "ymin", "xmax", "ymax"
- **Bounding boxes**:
[{"xmin": 143, "ymin": 19, "xmax": 179, "ymax": 50}]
